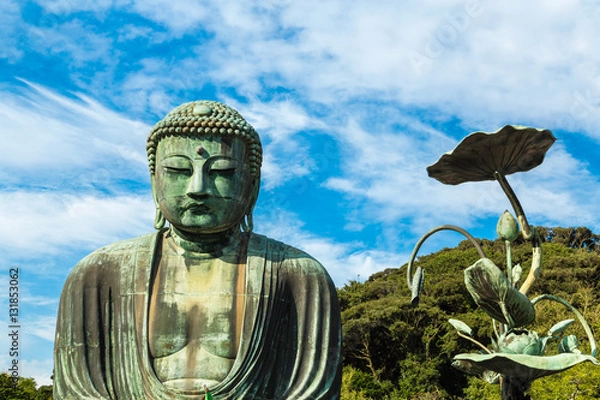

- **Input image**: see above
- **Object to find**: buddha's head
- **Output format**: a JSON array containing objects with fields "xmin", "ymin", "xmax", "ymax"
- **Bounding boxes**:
[{"xmin": 147, "ymin": 101, "xmax": 262, "ymax": 236}]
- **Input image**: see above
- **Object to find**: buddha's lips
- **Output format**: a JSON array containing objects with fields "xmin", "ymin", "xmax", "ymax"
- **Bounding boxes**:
[{"xmin": 184, "ymin": 203, "xmax": 212, "ymax": 212}]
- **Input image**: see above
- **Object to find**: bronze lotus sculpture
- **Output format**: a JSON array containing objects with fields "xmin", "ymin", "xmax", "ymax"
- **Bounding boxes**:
[{"xmin": 408, "ymin": 125, "xmax": 599, "ymax": 400}]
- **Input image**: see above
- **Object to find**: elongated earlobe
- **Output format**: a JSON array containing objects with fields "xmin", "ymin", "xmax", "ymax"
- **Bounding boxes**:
[
  {"xmin": 241, "ymin": 213, "xmax": 253, "ymax": 233},
  {"xmin": 241, "ymin": 179, "xmax": 259, "ymax": 233},
  {"xmin": 154, "ymin": 208, "xmax": 165, "ymax": 230}
]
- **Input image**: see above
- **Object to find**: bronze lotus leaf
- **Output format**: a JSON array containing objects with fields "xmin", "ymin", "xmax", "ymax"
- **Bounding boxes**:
[
  {"xmin": 452, "ymin": 359, "xmax": 500, "ymax": 384},
  {"xmin": 454, "ymin": 352, "xmax": 600, "ymax": 382},
  {"xmin": 427, "ymin": 125, "xmax": 556, "ymax": 185},
  {"xmin": 464, "ymin": 258, "xmax": 535, "ymax": 328}
]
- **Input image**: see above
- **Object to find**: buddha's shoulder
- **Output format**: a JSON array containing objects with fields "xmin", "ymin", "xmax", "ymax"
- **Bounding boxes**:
[
  {"xmin": 72, "ymin": 232, "xmax": 159, "ymax": 271},
  {"xmin": 250, "ymin": 233, "xmax": 326, "ymax": 271},
  {"xmin": 93, "ymin": 232, "xmax": 159, "ymax": 254},
  {"xmin": 249, "ymin": 233, "xmax": 308, "ymax": 256}
]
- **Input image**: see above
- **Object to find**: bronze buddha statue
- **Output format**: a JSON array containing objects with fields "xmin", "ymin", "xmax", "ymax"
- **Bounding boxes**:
[{"xmin": 54, "ymin": 101, "xmax": 342, "ymax": 399}]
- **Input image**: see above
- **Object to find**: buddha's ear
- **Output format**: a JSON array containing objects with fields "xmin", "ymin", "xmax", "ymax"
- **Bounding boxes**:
[
  {"xmin": 150, "ymin": 174, "xmax": 166, "ymax": 230},
  {"xmin": 249, "ymin": 176, "xmax": 260, "ymax": 208},
  {"xmin": 241, "ymin": 177, "xmax": 260, "ymax": 233},
  {"xmin": 150, "ymin": 174, "xmax": 159, "ymax": 208}
]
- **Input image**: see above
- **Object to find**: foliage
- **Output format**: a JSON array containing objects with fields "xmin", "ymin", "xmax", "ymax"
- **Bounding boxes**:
[
  {"xmin": 339, "ymin": 227, "xmax": 600, "ymax": 399},
  {"xmin": 0, "ymin": 373, "xmax": 52, "ymax": 399},
  {"xmin": 529, "ymin": 362, "xmax": 600, "ymax": 399},
  {"xmin": 463, "ymin": 376, "xmax": 501, "ymax": 399},
  {"xmin": 341, "ymin": 365, "xmax": 395, "ymax": 399}
]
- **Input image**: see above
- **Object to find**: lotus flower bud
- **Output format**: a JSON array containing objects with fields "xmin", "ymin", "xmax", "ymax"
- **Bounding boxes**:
[
  {"xmin": 558, "ymin": 335, "xmax": 581, "ymax": 354},
  {"xmin": 498, "ymin": 330, "xmax": 543, "ymax": 355},
  {"xmin": 497, "ymin": 210, "xmax": 519, "ymax": 242}
]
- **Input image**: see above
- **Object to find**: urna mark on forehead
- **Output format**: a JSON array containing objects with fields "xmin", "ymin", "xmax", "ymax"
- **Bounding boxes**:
[
  {"xmin": 156, "ymin": 134, "xmax": 245, "ymax": 161},
  {"xmin": 146, "ymin": 100, "xmax": 263, "ymax": 178},
  {"xmin": 194, "ymin": 135, "xmax": 237, "ymax": 152}
]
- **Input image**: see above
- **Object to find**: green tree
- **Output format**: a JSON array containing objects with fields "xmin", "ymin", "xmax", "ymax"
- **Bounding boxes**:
[{"xmin": 0, "ymin": 373, "xmax": 52, "ymax": 400}]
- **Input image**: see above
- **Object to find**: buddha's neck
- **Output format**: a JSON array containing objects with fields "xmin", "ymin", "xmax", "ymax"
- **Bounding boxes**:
[{"xmin": 168, "ymin": 226, "xmax": 243, "ymax": 255}]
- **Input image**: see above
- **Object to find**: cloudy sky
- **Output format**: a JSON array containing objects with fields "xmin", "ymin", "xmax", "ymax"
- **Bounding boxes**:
[{"xmin": 2, "ymin": 0, "xmax": 600, "ymax": 386}]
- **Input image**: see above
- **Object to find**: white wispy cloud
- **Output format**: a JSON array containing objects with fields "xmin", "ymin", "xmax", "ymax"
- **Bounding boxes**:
[
  {"xmin": 28, "ymin": 20, "xmax": 114, "ymax": 68},
  {"xmin": 321, "ymin": 109, "xmax": 600, "ymax": 239},
  {"xmin": 126, "ymin": 0, "xmax": 212, "ymax": 34},
  {"xmin": 20, "ymin": 316, "xmax": 57, "ymax": 343},
  {"xmin": 0, "ymin": 191, "xmax": 153, "ymax": 258},
  {"xmin": 15, "ymin": 0, "xmax": 600, "ymax": 142},
  {"xmin": 0, "ymin": 80, "xmax": 149, "ymax": 188},
  {"xmin": 323, "ymin": 114, "xmax": 490, "ymax": 228},
  {"xmin": 257, "ymin": 209, "xmax": 407, "ymax": 286},
  {"xmin": 0, "ymin": 0, "xmax": 23, "ymax": 61},
  {"xmin": 514, "ymin": 143, "xmax": 600, "ymax": 230},
  {"xmin": 229, "ymin": 98, "xmax": 328, "ymax": 189},
  {"xmin": 22, "ymin": 358, "xmax": 54, "ymax": 387}
]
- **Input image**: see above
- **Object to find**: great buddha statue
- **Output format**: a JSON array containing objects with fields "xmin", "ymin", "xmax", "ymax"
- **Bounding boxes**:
[{"xmin": 54, "ymin": 101, "xmax": 342, "ymax": 399}]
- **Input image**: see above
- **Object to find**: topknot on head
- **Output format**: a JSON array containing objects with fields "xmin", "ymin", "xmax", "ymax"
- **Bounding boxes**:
[{"xmin": 146, "ymin": 100, "xmax": 263, "ymax": 178}]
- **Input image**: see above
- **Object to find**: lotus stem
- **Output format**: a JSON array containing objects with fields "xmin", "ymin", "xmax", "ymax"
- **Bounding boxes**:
[
  {"xmin": 501, "ymin": 376, "xmax": 531, "ymax": 400},
  {"xmin": 531, "ymin": 294, "xmax": 597, "ymax": 357},
  {"xmin": 493, "ymin": 319, "xmax": 500, "ymax": 339},
  {"xmin": 407, "ymin": 225, "xmax": 486, "ymax": 289},
  {"xmin": 456, "ymin": 331, "xmax": 493, "ymax": 355},
  {"xmin": 505, "ymin": 240, "xmax": 513, "ymax": 286},
  {"xmin": 519, "ymin": 231, "xmax": 541, "ymax": 295},
  {"xmin": 500, "ymin": 301, "xmax": 516, "ymax": 329},
  {"xmin": 494, "ymin": 172, "xmax": 532, "ymax": 240}
]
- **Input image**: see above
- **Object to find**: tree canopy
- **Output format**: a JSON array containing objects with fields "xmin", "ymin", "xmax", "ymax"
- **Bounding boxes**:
[{"xmin": 0, "ymin": 373, "xmax": 52, "ymax": 400}]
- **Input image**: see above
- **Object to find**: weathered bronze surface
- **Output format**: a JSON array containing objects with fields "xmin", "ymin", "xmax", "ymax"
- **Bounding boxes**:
[{"xmin": 54, "ymin": 101, "xmax": 342, "ymax": 399}]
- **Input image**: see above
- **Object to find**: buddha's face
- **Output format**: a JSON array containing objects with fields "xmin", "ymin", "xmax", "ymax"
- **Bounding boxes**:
[{"xmin": 153, "ymin": 135, "xmax": 254, "ymax": 235}]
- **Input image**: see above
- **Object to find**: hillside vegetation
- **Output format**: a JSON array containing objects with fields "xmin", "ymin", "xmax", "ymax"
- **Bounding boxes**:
[{"xmin": 339, "ymin": 227, "xmax": 600, "ymax": 399}]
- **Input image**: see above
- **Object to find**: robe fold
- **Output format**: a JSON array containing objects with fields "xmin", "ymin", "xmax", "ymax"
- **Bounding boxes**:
[{"xmin": 54, "ymin": 231, "xmax": 342, "ymax": 399}]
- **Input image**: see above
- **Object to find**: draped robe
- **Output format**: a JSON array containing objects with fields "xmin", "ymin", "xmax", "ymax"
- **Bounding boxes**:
[{"xmin": 54, "ymin": 231, "xmax": 342, "ymax": 399}]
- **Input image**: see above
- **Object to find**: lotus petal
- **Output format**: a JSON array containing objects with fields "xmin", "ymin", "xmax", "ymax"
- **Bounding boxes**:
[
  {"xmin": 548, "ymin": 319, "xmax": 575, "ymax": 338},
  {"xmin": 511, "ymin": 264, "xmax": 522, "ymax": 287},
  {"xmin": 464, "ymin": 258, "xmax": 535, "ymax": 327},
  {"xmin": 538, "ymin": 336, "xmax": 551, "ymax": 356},
  {"xmin": 449, "ymin": 318, "xmax": 473, "ymax": 336},
  {"xmin": 427, "ymin": 125, "xmax": 556, "ymax": 185},
  {"xmin": 411, "ymin": 267, "xmax": 425, "ymax": 307}
]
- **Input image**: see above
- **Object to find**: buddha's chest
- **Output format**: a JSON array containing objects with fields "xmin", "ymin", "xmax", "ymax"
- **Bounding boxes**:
[{"xmin": 148, "ymin": 254, "xmax": 244, "ymax": 362}]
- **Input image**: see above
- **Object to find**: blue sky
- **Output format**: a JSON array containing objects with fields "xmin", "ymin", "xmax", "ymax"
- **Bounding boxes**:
[{"xmin": 2, "ymin": 0, "xmax": 600, "ymax": 386}]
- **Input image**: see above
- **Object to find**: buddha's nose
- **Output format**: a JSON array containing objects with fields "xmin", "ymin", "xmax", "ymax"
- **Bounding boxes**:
[{"xmin": 186, "ymin": 169, "xmax": 210, "ymax": 198}]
